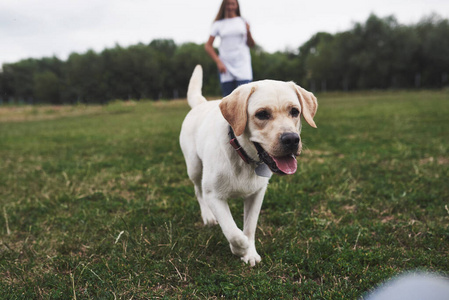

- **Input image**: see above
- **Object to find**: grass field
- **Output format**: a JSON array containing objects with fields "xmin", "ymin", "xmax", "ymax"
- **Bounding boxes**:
[{"xmin": 0, "ymin": 91, "xmax": 448, "ymax": 299}]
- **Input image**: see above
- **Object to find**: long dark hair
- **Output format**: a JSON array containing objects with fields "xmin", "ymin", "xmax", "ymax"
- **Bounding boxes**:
[{"xmin": 214, "ymin": 0, "xmax": 241, "ymax": 21}]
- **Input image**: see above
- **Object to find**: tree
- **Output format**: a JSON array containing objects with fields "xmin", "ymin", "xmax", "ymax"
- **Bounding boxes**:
[
  {"xmin": 301, "ymin": 32, "xmax": 334, "ymax": 91},
  {"xmin": 173, "ymin": 43, "xmax": 219, "ymax": 96},
  {"xmin": 415, "ymin": 15, "xmax": 449, "ymax": 87},
  {"xmin": 1, "ymin": 14, "xmax": 449, "ymax": 104},
  {"xmin": 34, "ymin": 71, "xmax": 61, "ymax": 104}
]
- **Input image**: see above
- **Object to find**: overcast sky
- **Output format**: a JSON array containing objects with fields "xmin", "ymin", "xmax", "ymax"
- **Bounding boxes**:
[{"xmin": 1, "ymin": 0, "xmax": 449, "ymax": 67}]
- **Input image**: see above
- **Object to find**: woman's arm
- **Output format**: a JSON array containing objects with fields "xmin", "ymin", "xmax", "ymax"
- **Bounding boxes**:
[
  {"xmin": 246, "ymin": 23, "xmax": 255, "ymax": 48},
  {"xmin": 204, "ymin": 36, "xmax": 227, "ymax": 73}
]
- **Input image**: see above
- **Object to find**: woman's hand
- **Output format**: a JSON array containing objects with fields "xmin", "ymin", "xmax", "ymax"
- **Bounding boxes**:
[{"xmin": 217, "ymin": 60, "xmax": 227, "ymax": 73}]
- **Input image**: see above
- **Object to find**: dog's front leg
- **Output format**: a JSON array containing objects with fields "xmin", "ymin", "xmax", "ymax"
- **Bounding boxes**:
[
  {"xmin": 206, "ymin": 193, "xmax": 250, "ymax": 258},
  {"xmin": 242, "ymin": 187, "xmax": 266, "ymax": 266}
]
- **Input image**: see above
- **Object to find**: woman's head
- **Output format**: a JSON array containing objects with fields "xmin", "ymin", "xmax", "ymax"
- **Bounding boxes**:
[{"xmin": 215, "ymin": 0, "xmax": 241, "ymax": 21}]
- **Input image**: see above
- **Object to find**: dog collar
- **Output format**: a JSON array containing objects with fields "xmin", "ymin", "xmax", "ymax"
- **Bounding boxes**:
[
  {"xmin": 228, "ymin": 126, "xmax": 272, "ymax": 178},
  {"xmin": 228, "ymin": 126, "xmax": 254, "ymax": 164}
]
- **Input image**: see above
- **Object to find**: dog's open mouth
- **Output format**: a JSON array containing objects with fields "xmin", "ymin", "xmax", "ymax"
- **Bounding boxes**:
[{"xmin": 253, "ymin": 142, "xmax": 297, "ymax": 175}]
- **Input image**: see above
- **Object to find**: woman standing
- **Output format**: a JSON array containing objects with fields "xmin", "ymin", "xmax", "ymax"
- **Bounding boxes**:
[{"xmin": 205, "ymin": 0, "xmax": 256, "ymax": 96}]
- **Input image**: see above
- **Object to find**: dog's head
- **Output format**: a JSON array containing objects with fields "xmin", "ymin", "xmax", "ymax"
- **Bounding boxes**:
[{"xmin": 219, "ymin": 81, "xmax": 317, "ymax": 175}]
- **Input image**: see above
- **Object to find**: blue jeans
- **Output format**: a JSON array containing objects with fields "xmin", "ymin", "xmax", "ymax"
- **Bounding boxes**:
[{"xmin": 221, "ymin": 80, "xmax": 252, "ymax": 97}]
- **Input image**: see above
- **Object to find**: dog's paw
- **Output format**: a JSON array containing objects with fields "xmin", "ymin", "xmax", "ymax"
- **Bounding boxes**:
[
  {"xmin": 229, "ymin": 234, "xmax": 249, "ymax": 257},
  {"xmin": 241, "ymin": 247, "xmax": 261, "ymax": 267},
  {"xmin": 201, "ymin": 212, "xmax": 218, "ymax": 226},
  {"xmin": 203, "ymin": 217, "xmax": 218, "ymax": 226}
]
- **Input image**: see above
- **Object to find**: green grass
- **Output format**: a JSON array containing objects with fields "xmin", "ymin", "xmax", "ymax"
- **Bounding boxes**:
[{"xmin": 0, "ymin": 91, "xmax": 448, "ymax": 299}]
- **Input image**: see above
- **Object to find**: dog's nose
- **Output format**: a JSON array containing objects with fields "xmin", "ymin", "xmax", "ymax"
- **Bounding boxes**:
[{"xmin": 280, "ymin": 132, "xmax": 300, "ymax": 150}]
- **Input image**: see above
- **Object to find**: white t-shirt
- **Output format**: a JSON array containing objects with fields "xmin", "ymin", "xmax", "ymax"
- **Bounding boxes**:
[{"xmin": 210, "ymin": 17, "xmax": 253, "ymax": 83}]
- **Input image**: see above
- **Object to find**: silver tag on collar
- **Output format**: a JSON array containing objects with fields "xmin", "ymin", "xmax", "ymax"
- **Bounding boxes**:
[{"xmin": 255, "ymin": 162, "xmax": 272, "ymax": 178}]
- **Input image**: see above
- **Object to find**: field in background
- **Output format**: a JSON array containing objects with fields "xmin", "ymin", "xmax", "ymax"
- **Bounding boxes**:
[{"xmin": 0, "ymin": 91, "xmax": 448, "ymax": 298}]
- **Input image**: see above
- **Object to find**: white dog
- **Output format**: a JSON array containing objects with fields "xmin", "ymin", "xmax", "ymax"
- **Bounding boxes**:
[{"xmin": 179, "ymin": 65, "xmax": 318, "ymax": 266}]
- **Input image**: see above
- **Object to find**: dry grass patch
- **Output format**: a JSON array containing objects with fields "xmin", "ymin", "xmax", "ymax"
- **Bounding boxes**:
[{"xmin": 0, "ymin": 105, "xmax": 104, "ymax": 123}]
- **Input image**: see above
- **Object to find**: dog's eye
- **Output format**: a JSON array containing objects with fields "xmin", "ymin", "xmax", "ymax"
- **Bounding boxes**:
[
  {"xmin": 290, "ymin": 108, "xmax": 300, "ymax": 118},
  {"xmin": 255, "ymin": 110, "xmax": 271, "ymax": 120}
]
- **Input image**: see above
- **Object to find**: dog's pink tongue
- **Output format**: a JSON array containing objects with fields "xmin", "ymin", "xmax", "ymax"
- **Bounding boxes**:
[{"xmin": 273, "ymin": 154, "xmax": 297, "ymax": 175}]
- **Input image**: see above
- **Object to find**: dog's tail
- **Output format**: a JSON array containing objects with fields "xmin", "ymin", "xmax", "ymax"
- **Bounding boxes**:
[{"xmin": 187, "ymin": 65, "xmax": 207, "ymax": 108}]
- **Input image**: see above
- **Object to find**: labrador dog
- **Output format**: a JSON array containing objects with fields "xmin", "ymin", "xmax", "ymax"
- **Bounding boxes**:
[{"xmin": 179, "ymin": 65, "xmax": 317, "ymax": 266}]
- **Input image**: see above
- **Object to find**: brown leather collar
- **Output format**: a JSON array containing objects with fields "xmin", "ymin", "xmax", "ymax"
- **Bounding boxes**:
[{"xmin": 228, "ymin": 126, "xmax": 254, "ymax": 164}]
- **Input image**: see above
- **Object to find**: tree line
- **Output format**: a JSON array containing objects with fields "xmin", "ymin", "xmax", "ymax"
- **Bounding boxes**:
[{"xmin": 0, "ymin": 14, "xmax": 448, "ymax": 105}]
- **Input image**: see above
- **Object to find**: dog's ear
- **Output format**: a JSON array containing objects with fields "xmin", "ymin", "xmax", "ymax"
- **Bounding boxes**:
[
  {"xmin": 290, "ymin": 83, "xmax": 318, "ymax": 128},
  {"xmin": 219, "ymin": 84, "xmax": 256, "ymax": 136}
]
